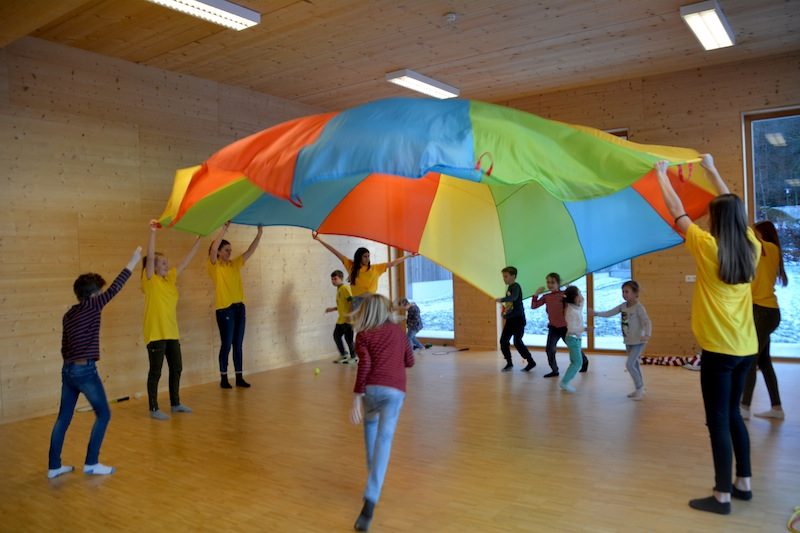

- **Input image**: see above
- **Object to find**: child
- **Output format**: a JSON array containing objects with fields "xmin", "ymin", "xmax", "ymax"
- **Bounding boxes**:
[
  {"xmin": 560, "ymin": 285, "xmax": 585, "ymax": 393},
  {"xmin": 398, "ymin": 298, "xmax": 425, "ymax": 350},
  {"xmin": 48, "ymin": 246, "xmax": 142, "ymax": 479},
  {"xmin": 208, "ymin": 221, "xmax": 262, "ymax": 389},
  {"xmin": 531, "ymin": 272, "xmax": 590, "ymax": 377},
  {"xmin": 349, "ymin": 293, "xmax": 415, "ymax": 532},
  {"xmin": 325, "ymin": 270, "xmax": 356, "ymax": 364},
  {"xmin": 495, "ymin": 266, "xmax": 536, "ymax": 372},
  {"xmin": 592, "ymin": 280, "xmax": 652, "ymax": 400},
  {"xmin": 142, "ymin": 221, "xmax": 201, "ymax": 420}
]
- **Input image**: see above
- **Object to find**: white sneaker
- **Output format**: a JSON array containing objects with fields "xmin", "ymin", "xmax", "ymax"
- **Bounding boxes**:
[
  {"xmin": 630, "ymin": 389, "xmax": 645, "ymax": 401},
  {"xmin": 754, "ymin": 408, "xmax": 784, "ymax": 420},
  {"xmin": 342, "ymin": 357, "xmax": 359, "ymax": 365},
  {"xmin": 627, "ymin": 390, "xmax": 638, "ymax": 398},
  {"xmin": 740, "ymin": 405, "xmax": 751, "ymax": 420}
]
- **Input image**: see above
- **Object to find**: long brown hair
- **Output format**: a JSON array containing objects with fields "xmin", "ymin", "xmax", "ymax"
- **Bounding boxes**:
[
  {"xmin": 350, "ymin": 247, "xmax": 370, "ymax": 285},
  {"xmin": 755, "ymin": 220, "xmax": 788, "ymax": 287},
  {"xmin": 708, "ymin": 194, "xmax": 756, "ymax": 284}
]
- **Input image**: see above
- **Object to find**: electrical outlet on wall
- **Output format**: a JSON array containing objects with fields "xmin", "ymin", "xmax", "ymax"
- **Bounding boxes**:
[{"xmin": 685, "ymin": 274, "xmax": 696, "ymax": 282}]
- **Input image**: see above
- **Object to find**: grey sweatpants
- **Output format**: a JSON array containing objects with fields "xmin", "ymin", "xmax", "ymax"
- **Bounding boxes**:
[{"xmin": 626, "ymin": 343, "xmax": 646, "ymax": 390}]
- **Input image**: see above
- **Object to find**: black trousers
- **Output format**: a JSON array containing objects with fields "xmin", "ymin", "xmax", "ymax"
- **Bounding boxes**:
[
  {"xmin": 333, "ymin": 323, "xmax": 355, "ymax": 356},
  {"xmin": 699, "ymin": 350, "xmax": 755, "ymax": 493},
  {"xmin": 147, "ymin": 339, "xmax": 182, "ymax": 411},
  {"xmin": 741, "ymin": 305, "xmax": 782, "ymax": 407},
  {"xmin": 500, "ymin": 316, "xmax": 533, "ymax": 363},
  {"xmin": 545, "ymin": 325, "xmax": 589, "ymax": 372}
]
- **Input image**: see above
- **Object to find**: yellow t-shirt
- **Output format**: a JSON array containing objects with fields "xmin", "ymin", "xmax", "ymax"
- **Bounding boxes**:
[
  {"xmin": 751, "ymin": 241, "xmax": 780, "ymax": 308},
  {"xmin": 207, "ymin": 256, "xmax": 245, "ymax": 310},
  {"xmin": 685, "ymin": 224, "xmax": 760, "ymax": 356},
  {"xmin": 141, "ymin": 267, "xmax": 179, "ymax": 344},
  {"xmin": 342, "ymin": 258, "xmax": 388, "ymax": 297},
  {"xmin": 335, "ymin": 284, "xmax": 353, "ymax": 324}
]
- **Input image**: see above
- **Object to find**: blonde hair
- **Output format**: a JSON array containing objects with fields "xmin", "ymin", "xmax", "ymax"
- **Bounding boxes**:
[{"xmin": 352, "ymin": 293, "xmax": 399, "ymax": 332}]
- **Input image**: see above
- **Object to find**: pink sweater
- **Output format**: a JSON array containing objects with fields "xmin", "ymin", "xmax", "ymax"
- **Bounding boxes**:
[{"xmin": 354, "ymin": 322, "xmax": 415, "ymax": 394}]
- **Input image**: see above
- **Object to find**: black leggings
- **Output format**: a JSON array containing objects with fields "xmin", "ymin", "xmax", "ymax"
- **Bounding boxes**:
[
  {"xmin": 147, "ymin": 339, "xmax": 182, "ymax": 411},
  {"xmin": 741, "ymin": 305, "xmax": 782, "ymax": 407},
  {"xmin": 333, "ymin": 323, "xmax": 355, "ymax": 356},
  {"xmin": 699, "ymin": 350, "xmax": 755, "ymax": 493}
]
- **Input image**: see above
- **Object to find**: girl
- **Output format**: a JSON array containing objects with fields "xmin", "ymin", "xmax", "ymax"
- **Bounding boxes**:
[
  {"xmin": 312, "ymin": 231, "xmax": 415, "ymax": 306},
  {"xmin": 48, "ymin": 246, "xmax": 141, "ymax": 479},
  {"xmin": 208, "ymin": 221, "xmax": 263, "ymax": 389},
  {"xmin": 592, "ymin": 280, "xmax": 652, "ymax": 400},
  {"xmin": 741, "ymin": 220, "xmax": 786, "ymax": 420},
  {"xmin": 349, "ymin": 293, "xmax": 415, "ymax": 532},
  {"xmin": 531, "ymin": 272, "xmax": 590, "ymax": 377},
  {"xmin": 655, "ymin": 155, "xmax": 759, "ymax": 515},
  {"xmin": 142, "ymin": 221, "xmax": 201, "ymax": 420},
  {"xmin": 560, "ymin": 285, "xmax": 585, "ymax": 393}
]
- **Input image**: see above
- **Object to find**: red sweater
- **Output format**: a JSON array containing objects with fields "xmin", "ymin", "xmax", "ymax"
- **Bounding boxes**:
[
  {"xmin": 354, "ymin": 322, "xmax": 415, "ymax": 394},
  {"xmin": 531, "ymin": 291, "xmax": 566, "ymax": 328}
]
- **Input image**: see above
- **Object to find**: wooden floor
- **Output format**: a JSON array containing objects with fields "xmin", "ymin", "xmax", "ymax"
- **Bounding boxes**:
[{"xmin": 1, "ymin": 350, "xmax": 798, "ymax": 532}]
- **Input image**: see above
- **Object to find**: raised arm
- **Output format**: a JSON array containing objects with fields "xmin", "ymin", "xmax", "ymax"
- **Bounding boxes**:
[
  {"xmin": 699, "ymin": 153, "xmax": 729, "ymax": 195},
  {"xmin": 146, "ymin": 220, "xmax": 157, "ymax": 280},
  {"xmin": 176, "ymin": 236, "xmax": 202, "ymax": 276},
  {"xmin": 654, "ymin": 161, "xmax": 693, "ymax": 234},
  {"xmin": 209, "ymin": 221, "xmax": 230, "ymax": 264},
  {"xmin": 387, "ymin": 252, "xmax": 417, "ymax": 269},
  {"xmin": 241, "ymin": 225, "xmax": 263, "ymax": 263},
  {"xmin": 312, "ymin": 231, "xmax": 350, "ymax": 265},
  {"xmin": 593, "ymin": 304, "xmax": 623, "ymax": 318}
]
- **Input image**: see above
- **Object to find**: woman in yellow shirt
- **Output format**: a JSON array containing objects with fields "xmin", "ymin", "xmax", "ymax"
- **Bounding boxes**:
[
  {"xmin": 312, "ymin": 232, "xmax": 415, "ymax": 305},
  {"xmin": 655, "ymin": 155, "xmax": 759, "ymax": 516},
  {"xmin": 208, "ymin": 221, "xmax": 263, "ymax": 389},
  {"xmin": 143, "ymin": 221, "xmax": 201, "ymax": 420},
  {"xmin": 741, "ymin": 220, "xmax": 786, "ymax": 420}
]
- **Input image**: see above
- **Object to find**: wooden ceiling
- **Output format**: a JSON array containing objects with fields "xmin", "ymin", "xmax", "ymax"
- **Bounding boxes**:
[{"xmin": 2, "ymin": 0, "xmax": 799, "ymax": 110}]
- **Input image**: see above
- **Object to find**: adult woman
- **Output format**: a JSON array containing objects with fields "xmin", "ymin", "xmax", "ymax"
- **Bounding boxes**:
[
  {"xmin": 741, "ymin": 220, "xmax": 786, "ymax": 420},
  {"xmin": 655, "ymin": 155, "xmax": 760, "ymax": 515},
  {"xmin": 208, "ymin": 221, "xmax": 262, "ymax": 389}
]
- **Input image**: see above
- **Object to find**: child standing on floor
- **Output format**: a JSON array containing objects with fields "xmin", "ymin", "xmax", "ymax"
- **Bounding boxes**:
[
  {"xmin": 350, "ymin": 293, "xmax": 415, "ymax": 532},
  {"xmin": 495, "ymin": 266, "xmax": 536, "ymax": 372},
  {"xmin": 142, "ymin": 221, "xmax": 201, "ymax": 420},
  {"xmin": 398, "ymin": 298, "xmax": 425, "ymax": 351},
  {"xmin": 326, "ymin": 270, "xmax": 356, "ymax": 364},
  {"xmin": 591, "ymin": 280, "xmax": 652, "ymax": 400},
  {"xmin": 48, "ymin": 246, "xmax": 142, "ymax": 479},
  {"xmin": 560, "ymin": 285, "xmax": 585, "ymax": 393},
  {"xmin": 531, "ymin": 272, "xmax": 590, "ymax": 378}
]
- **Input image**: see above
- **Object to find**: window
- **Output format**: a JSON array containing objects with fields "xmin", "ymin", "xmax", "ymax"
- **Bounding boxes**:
[
  {"xmin": 591, "ymin": 260, "xmax": 632, "ymax": 350},
  {"xmin": 746, "ymin": 109, "xmax": 800, "ymax": 358},
  {"xmin": 403, "ymin": 255, "xmax": 454, "ymax": 339}
]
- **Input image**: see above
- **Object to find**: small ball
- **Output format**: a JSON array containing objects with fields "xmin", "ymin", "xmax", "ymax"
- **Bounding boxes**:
[{"xmin": 314, "ymin": 367, "xmax": 320, "ymax": 375}]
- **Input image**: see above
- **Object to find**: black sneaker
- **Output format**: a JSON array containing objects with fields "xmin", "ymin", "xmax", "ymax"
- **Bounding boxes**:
[
  {"xmin": 580, "ymin": 356, "xmax": 589, "ymax": 373},
  {"xmin": 501, "ymin": 363, "xmax": 514, "ymax": 372},
  {"xmin": 522, "ymin": 361, "xmax": 536, "ymax": 372},
  {"xmin": 543, "ymin": 371, "xmax": 560, "ymax": 378}
]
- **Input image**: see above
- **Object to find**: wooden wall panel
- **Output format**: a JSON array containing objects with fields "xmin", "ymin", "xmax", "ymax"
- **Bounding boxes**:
[
  {"xmin": 453, "ymin": 276, "xmax": 499, "ymax": 351},
  {"xmin": 497, "ymin": 51, "xmax": 800, "ymax": 357},
  {"xmin": 0, "ymin": 37, "xmax": 353, "ymax": 423}
]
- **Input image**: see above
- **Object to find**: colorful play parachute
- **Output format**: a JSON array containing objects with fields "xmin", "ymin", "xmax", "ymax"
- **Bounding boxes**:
[{"xmin": 158, "ymin": 98, "xmax": 716, "ymax": 297}]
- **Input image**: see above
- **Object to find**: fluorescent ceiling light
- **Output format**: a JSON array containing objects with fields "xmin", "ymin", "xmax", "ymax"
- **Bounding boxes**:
[
  {"xmin": 147, "ymin": 0, "xmax": 260, "ymax": 31},
  {"xmin": 386, "ymin": 69, "xmax": 459, "ymax": 99},
  {"xmin": 680, "ymin": 0, "xmax": 735, "ymax": 50},
  {"xmin": 765, "ymin": 133, "xmax": 787, "ymax": 147},
  {"xmin": 785, "ymin": 179, "xmax": 800, "ymax": 187}
]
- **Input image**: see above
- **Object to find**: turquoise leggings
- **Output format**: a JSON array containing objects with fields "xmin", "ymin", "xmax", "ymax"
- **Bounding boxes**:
[{"xmin": 563, "ymin": 335, "xmax": 583, "ymax": 385}]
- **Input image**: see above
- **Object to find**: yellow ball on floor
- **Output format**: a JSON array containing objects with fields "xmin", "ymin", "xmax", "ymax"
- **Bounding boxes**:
[{"xmin": 314, "ymin": 367, "xmax": 320, "ymax": 375}]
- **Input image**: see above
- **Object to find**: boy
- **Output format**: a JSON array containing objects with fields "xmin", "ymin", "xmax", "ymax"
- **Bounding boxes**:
[
  {"xmin": 398, "ymin": 298, "xmax": 427, "ymax": 350},
  {"xmin": 495, "ymin": 266, "xmax": 536, "ymax": 372},
  {"xmin": 48, "ymin": 246, "xmax": 142, "ymax": 479},
  {"xmin": 325, "ymin": 270, "xmax": 356, "ymax": 364}
]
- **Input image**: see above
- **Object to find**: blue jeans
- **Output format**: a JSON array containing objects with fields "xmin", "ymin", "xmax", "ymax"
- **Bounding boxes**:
[
  {"xmin": 362, "ymin": 385, "xmax": 405, "ymax": 503},
  {"xmin": 48, "ymin": 360, "xmax": 111, "ymax": 469},
  {"xmin": 562, "ymin": 335, "xmax": 583, "ymax": 385},
  {"xmin": 407, "ymin": 328, "xmax": 423, "ymax": 350},
  {"xmin": 216, "ymin": 303, "xmax": 246, "ymax": 373}
]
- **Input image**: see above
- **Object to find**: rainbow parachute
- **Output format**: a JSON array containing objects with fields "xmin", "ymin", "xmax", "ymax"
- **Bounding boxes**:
[{"xmin": 158, "ymin": 98, "xmax": 715, "ymax": 297}]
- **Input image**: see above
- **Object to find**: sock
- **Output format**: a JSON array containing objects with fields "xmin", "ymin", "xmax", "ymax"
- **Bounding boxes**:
[
  {"xmin": 150, "ymin": 409, "xmax": 170, "ymax": 420},
  {"xmin": 171, "ymin": 404, "xmax": 192, "ymax": 413},
  {"xmin": 47, "ymin": 465, "xmax": 74, "ymax": 479},
  {"xmin": 84, "ymin": 463, "xmax": 115, "ymax": 476}
]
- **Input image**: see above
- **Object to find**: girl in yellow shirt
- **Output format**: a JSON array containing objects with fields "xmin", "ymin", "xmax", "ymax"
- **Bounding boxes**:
[
  {"xmin": 312, "ymin": 232, "xmax": 415, "ymax": 305},
  {"xmin": 741, "ymin": 220, "xmax": 787, "ymax": 420},
  {"xmin": 655, "ymin": 155, "xmax": 759, "ymax": 516},
  {"xmin": 143, "ymin": 221, "xmax": 201, "ymax": 420},
  {"xmin": 208, "ymin": 221, "xmax": 262, "ymax": 389}
]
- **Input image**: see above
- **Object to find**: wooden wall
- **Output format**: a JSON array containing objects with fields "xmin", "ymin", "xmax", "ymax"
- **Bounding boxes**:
[
  {"xmin": 0, "ymin": 37, "xmax": 389, "ymax": 424},
  {"xmin": 469, "ymin": 51, "xmax": 799, "ymax": 357}
]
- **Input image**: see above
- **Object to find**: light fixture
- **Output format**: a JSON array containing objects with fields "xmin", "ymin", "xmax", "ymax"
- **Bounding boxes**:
[
  {"xmin": 680, "ymin": 0, "xmax": 735, "ymax": 50},
  {"xmin": 765, "ymin": 133, "xmax": 787, "ymax": 147},
  {"xmin": 385, "ymin": 69, "xmax": 460, "ymax": 99},
  {"xmin": 147, "ymin": 0, "xmax": 260, "ymax": 31}
]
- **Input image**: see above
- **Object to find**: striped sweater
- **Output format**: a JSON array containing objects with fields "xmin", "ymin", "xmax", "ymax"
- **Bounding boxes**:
[
  {"xmin": 354, "ymin": 322, "xmax": 415, "ymax": 394},
  {"xmin": 61, "ymin": 269, "xmax": 132, "ymax": 363}
]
